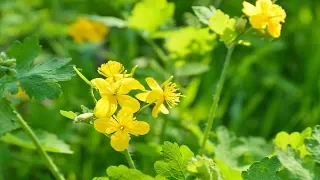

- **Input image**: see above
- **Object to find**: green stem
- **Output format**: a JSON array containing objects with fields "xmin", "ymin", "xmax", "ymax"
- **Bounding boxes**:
[
  {"xmin": 90, "ymin": 87, "xmax": 97, "ymax": 104},
  {"xmin": 199, "ymin": 45, "xmax": 235, "ymax": 156},
  {"xmin": 16, "ymin": 113, "xmax": 65, "ymax": 180},
  {"xmin": 135, "ymin": 103, "xmax": 152, "ymax": 117},
  {"xmin": 123, "ymin": 149, "xmax": 136, "ymax": 169},
  {"xmin": 141, "ymin": 35, "xmax": 168, "ymax": 63}
]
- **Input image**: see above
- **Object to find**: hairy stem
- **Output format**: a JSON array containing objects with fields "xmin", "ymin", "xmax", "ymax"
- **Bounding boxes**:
[
  {"xmin": 123, "ymin": 149, "xmax": 136, "ymax": 169},
  {"xmin": 16, "ymin": 113, "xmax": 65, "ymax": 180},
  {"xmin": 199, "ymin": 45, "xmax": 235, "ymax": 155}
]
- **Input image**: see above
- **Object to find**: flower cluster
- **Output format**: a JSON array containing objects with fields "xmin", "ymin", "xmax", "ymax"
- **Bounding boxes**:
[
  {"xmin": 87, "ymin": 61, "xmax": 182, "ymax": 151},
  {"xmin": 68, "ymin": 18, "xmax": 109, "ymax": 43},
  {"xmin": 242, "ymin": 0, "xmax": 286, "ymax": 38}
]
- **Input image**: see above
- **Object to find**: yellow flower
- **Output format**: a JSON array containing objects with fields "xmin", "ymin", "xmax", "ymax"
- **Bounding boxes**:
[
  {"xmin": 242, "ymin": 0, "xmax": 286, "ymax": 38},
  {"xmin": 12, "ymin": 86, "xmax": 28, "ymax": 101},
  {"xmin": 97, "ymin": 61, "xmax": 137, "ymax": 82},
  {"xmin": 136, "ymin": 76, "xmax": 182, "ymax": 117},
  {"xmin": 92, "ymin": 77, "xmax": 145, "ymax": 118},
  {"xmin": 94, "ymin": 108, "xmax": 150, "ymax": 151},
  {"xmin": 68, "ymin": 18, "xmax": 109, "ymax": 43}
]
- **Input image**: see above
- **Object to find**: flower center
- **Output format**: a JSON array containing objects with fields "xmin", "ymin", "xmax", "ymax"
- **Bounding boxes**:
[
  {"xmin": 163, "ymin": 82, "xmax": 182, "ymax": 107},
  {"xmin": 120, "ymin": 126, "xmax": 124, "ymax": 130}
]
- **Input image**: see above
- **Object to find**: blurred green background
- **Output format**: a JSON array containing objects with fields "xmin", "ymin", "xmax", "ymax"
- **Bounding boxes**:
[{"xmin": 0, "ymin": 0, "xmax": 319, "ymax": 179}]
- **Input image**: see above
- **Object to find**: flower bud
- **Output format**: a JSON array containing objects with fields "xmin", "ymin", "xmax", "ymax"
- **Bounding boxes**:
[
  {"xmin": 75, "ymin": 113, "xmax": 94, "ymax": 122},
  {"xmin": 235, "ymin": 18, "xmax": 247, "ymax": 34},
  {"xmin": 0, "ymin": 52, "xmax": 7, "ymax": 60},
  {"xmin": 6, "ymin": 68, "xmax": 17, "ymax": 76},
  {"xmin": 3, "ymin": 59, "xmax": 16, "ymax": 67}
]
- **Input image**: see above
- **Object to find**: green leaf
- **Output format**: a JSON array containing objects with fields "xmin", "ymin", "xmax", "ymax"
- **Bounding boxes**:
[
  {"xmin": 106, "ymin": 165, "xmax": 153, "ymax": 180},
  {"xmin": 1, "ymin": 130, "xmax": 73, "ymax": 154},
  {"xmin": 0, "ymin": 98, "xmax": 20, "ymax": 136},
  {"xmin": 87, "ymin": 15, "xmax": 127, "ymax": 28},
  {"xmin": 6, "ymin": 36, "xmax": 41, "ymax": 71},
  {"xmin": 274, "ymin": 128, "xmax": 312, "ymax": 158},
  {"xmin": 5, "ymin": 36, "xmax": 76, "ymax": 101},
  {"xmin": 192, "ymin": 6, "xmax": 216, "ymax": 25},
  {"xmin": 216, "ymin": 159, "xmax": 242, "ymax": 180},
  {"xmin": 241, "ymin": 156, "xmax": 281, "ymax": 180},
  {"xmin": 17, "ymin": 58, "xmax": 75, "ymax": 101},
  {"xmin": 175, "ymin": 63, "xmax": 210, "ymax": 77},
  {"xmin": 92, "ymin": 178, "xmax": 109, "ymax": 180},
  {"xmin": 209, "ymin": 10, "xmax": 238, "ymax": 43},
  {"xmin": 60, "ymin": 110, "xmax": 77, "ymax": 120},
  {"xmin": 277, "ymin": 146, "xmax": 314, "ymax": 180},
  {"xmin": 187, "ymin": 156, "xmax": 222, "ymax": 180},
  {"xmin": 154, "ymin": 141, "xmax": 194, "ymax": 179},
  {"xmin": 304, "ymin": 125, "xmax": 320, "ymax": 163},
  {"xmin": 128, "ymin": 0, "xmax": 174, "ymax": 32}
]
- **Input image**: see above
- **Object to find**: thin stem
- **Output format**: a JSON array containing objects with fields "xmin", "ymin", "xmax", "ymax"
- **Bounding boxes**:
[
  {"xmin": 90, "ymin": 87, "xmax": 97, "ymax": 104},
  {"xmin": 123, "ymin": 149, "xmax": 136, "ymax": 169},
  {"xmin": 135, "ymin": 103, "xmax": 152, "ymax": 117},
  {"xmin": 199, "ymin": 45, "xmax": 235, "ymax": 156},
  {"xmin": 141, "ymin": 35, "xmax": 168, "ymax": 63},
  {"xmin": 16, "ymin": 113, "xmax": 65, "ymax": 180}
]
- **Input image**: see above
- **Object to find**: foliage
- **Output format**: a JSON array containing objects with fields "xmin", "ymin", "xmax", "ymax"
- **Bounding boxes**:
[{"xmin": 0, "ymin": 0, "xmax": 320, "ymax": 180}]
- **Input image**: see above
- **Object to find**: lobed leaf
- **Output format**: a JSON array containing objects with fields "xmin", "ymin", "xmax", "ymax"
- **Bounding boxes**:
[
  {"xmin": 106, "ymin": 165, "xmax": 154, "ymax": 180},
  {"xmin": 154, "ymin": 141, "xmax": 194, "ymax": 179},
  {"xmin": 304, "ymin": 125, "xmax": 320, "ymax": 163},
  {"xmin": 0, "ymin": 98, "xmax": 20, "ymax": 136},
  {"xmin": 241, "ymin": 156, "xmax": 281, "ymax": 180}
]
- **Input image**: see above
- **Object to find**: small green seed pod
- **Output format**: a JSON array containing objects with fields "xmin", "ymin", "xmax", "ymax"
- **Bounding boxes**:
[
  {"xmin": 0, "ymin": 52, "xmax": 7, "ymax": 59},
  {"xmin": 6, "ymin": 68, "xmax": 17, "ymax": 76},
  {"xmin": 3, "ymin": 59, "xmax": 16, "ymax": 67},
  {"xmin": 235, "ymin": 18, "xmax": 247, "ymax": 34}
]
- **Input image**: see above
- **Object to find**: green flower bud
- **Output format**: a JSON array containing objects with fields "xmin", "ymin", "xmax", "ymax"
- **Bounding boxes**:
[
  {"xmin": 6, "ymin": 68, "xmax": 17, "ymax": 76},
  {"xmin": 235, "ymin": 18, "xmax": 247, "ymax": 34},
  {"xmin": 0, "ymin": 65, "xmax": 8, "ymax": 72},
  {"xmin": 75, "ymin": 113, "xmax": 94, "ymax": 123},
  {"xmin": 0, "ymin": 52, "xmax": 7, "ymax": 60},
  {"xmin": 3, "ymin": 59, "xmax": 16, "ymax": 67},
  {"xmin": 0, "ymin": 57, "xmax": 4, "ymax": 64}
]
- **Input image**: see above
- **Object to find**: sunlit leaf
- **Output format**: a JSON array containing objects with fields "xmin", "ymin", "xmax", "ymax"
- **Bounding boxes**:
[
  {"xmin": 60, "ymin": 110, "xmax": 77, "ymax": 120},
  {"xmin": 216, "ymin": 159, "xmax": 242, "ymax": 180}
]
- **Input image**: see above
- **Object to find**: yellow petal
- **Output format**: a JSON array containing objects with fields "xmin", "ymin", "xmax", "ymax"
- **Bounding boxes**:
[
  {"xmin": 267, "ymin": 20, "xmax": 281, "ymax": 38},
  {"xmin": 146, "ymin": 90, "xmax": 163, "ymax": 103},
  {"xmin": 117, "ymin": 107, "xmax": 134, "ymax": 125},
  {"xmin": 91, "ymin": 78, "xmax": 113, "ymax": 96},
  {"xmin": 152, "ymin": 99, "xmax": 164, "ymax": 118},
  {"xmin": 94, "ymin": 117, "xmax": 119, "ymax": 134},
  {"xmin": 110, "ymin": 131, "xmax": 131, "ymax": 151},
  {"xmin": 146, "ymin": 77, "xmax": 161, "ymax": 90},
  {"xmin": 256, "ymin": 0, "xmax": 272, "ymax": 12},
  {"xmin": 136, "ymin": 92, "xmax": 150, "ymax": 102},
  {"xmin": 126, "ymin": 120, "xmax": 150, "ymax": 136},
  {"xmin": 117, "ymin": 95, "xmax": 140, "ymax": 113},
  {"xmin": 249, "ymin": 14, "xmax": 268, "ymax": 29},
  {"xmin": 160, "ymin": 104, "xmax": 169, "ymax": 114},
  {"xmin": 97, "ymin": 61, "xmax": 125, "ymax": 78},
  {"xmin": 242, "ymin": 1, "xmax": 258, "ymax": 16},
  {"xmin": 271, "ymin": 4, "xmax": 286, "ymax": 23},
  {"xmin": 115, "ymin": 78, "xmax": 145, "ymax": 95},
  {"xmin": 94, "ymin": 96, "xmax": 117, "ymax": 118}
]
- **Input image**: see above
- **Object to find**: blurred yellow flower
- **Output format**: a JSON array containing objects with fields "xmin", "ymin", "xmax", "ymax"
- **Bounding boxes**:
[
  {"xmin": 136, "ymin": 76, "xmax": 182, "ymax": 117},
  {"xmin": 94, "ymin": 108, "xmax": 150, "ymax": 151},
  {"xmin": 12, "ymin": 86, "xmax": 28, "ymax": 101},
  {"xmin": 242, "ymin": 0, "xmax": 286, "ymax": 38},
  {"xmin": 68, "ymin": 18, "xmax": 109, "ymax": 43},
  {"xmin": 92, "ymin": 77, "xmax": 145, "ymax": 118}
]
